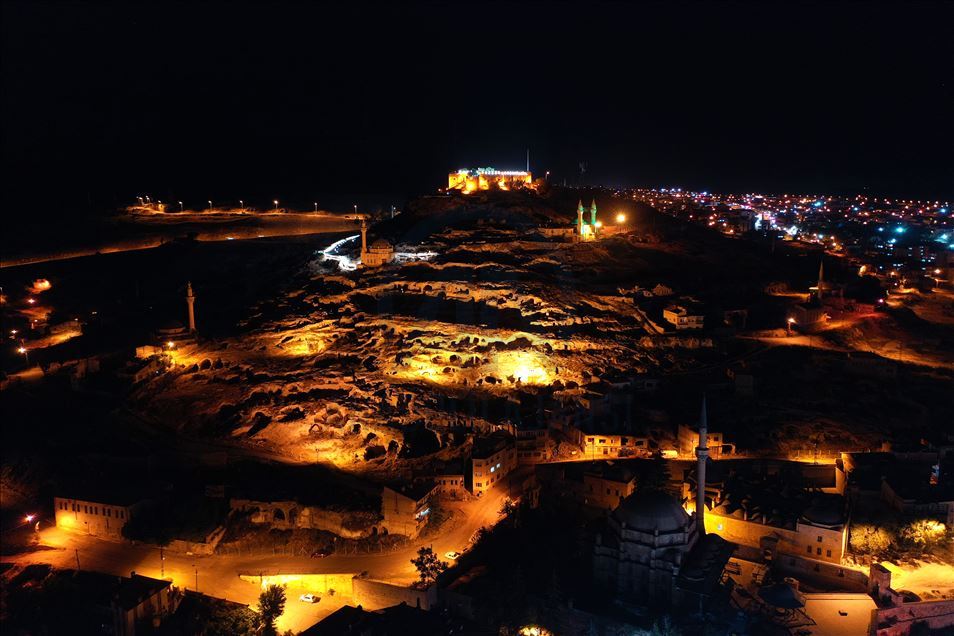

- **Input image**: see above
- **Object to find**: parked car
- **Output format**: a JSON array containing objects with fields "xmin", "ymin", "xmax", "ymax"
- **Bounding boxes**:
[
  {"xmin": 311, "ymin": 548, "xmax": 333, "ymax": 558},
  {"xmin": 444, "ymin": 551, "xmax": 460, "ymax": 560},
  {"xmin": 299, "ymin": 594, "xmax": 320, "ymax": 604}
]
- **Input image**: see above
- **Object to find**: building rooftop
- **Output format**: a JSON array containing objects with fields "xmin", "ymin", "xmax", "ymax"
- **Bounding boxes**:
[
  {"xmin": 384, "ymin": 480, "xmax": 437, "ymax": 503},
  {"xmin": 472, "ymin": 431, "xmax": 514, "ymax": 459},
  {"xmin": 300, "ymin": 602, "xmax": 492, "ymax": 635}
]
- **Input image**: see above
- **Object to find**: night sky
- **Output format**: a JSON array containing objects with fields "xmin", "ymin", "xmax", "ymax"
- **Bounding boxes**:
[{"xmin": 2, "ymin": 1, "xmax": 952, "ymax": 227}]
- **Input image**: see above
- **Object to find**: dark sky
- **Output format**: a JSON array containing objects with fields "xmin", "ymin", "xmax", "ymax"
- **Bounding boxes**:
[{"xmin": 2, "ymin": 1, "xmax": 952, "ymax": 222}]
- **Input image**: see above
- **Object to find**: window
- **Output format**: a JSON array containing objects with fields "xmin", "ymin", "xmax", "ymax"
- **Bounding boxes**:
[
  {"xmin": 476, "ymin": 483, "xmax": 482, "ymax": 488},
  {"xmin": 816, "ymin": 547, "xmax": 822, "ymax": 555},
  {"xmin": 807, "ymin": 546, "xmax": 812, "ymax": 554},
  {"xmin": 817, "ymin": 536, "xmax": 822, "ymax": 543},
  {"xmin": 826, "ymin": 549, "xmax": 832, "ymax": 558}
]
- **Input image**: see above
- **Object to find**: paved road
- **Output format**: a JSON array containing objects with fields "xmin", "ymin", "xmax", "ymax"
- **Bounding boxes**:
[{"xmin": 3, "ymin": 478, "xmax": 511, "ymax": 632}]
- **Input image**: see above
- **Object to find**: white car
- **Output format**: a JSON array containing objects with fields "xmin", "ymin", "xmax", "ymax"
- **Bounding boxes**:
[
  {"xmin": 299, "ymin": 594, "xmax": 320, "ymax": 604},
  {"xmin": 444, "ymin": 551, "xmax": 460, "ymax": 560}
]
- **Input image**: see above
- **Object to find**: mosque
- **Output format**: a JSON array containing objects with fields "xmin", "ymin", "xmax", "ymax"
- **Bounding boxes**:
[
  {"xmin": 593, "ymin": 398, "xmax": 733, "ymax": 608},
  {"xmin": 576, "ymin": 199, "xmax": 601, "ymax": 242},
  {"xmin": 359, "ymin": 218, "xmax": 394, "ymax": 268}
]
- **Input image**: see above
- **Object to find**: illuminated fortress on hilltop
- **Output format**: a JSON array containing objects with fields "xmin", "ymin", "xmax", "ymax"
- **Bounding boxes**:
[{"xmin": 448, "ymin": 167, "xmax": 535, "ymax": 193}]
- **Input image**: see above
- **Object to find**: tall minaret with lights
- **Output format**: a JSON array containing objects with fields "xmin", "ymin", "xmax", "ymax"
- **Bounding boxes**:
[
  {"xmin": 577, "ymin": 200, "xmax": 585, "ymax": 237},
  {"xmin": 186, "ymin": 281, "xmax": 196, "ymax": 333},
  {"xmin": 695, "ymin": 395, "xmax": 709, "ymax": 534}
]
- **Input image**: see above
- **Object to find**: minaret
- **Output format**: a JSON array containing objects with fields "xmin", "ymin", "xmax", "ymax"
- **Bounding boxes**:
[
  {"xmin": 577, "ymin": 200, "xmax": 585, "ymax": 237},
  {"xmin": 590, "ymin": 199, "xmax": 597, "ymax": 226},
  {"xmin": 186, "ymin": 281, "xmax": 196, "ymax": 333},
  {"xmin": 817, "ymin": 259, "xmax": 825, "ymax": 301},
  {"xmin": 360, "ymin": 218, "xmax": 368, "ymax": 256},
  {"xmin": 695, "ymin": 395, "xmax": 709, "ymax": 534}
]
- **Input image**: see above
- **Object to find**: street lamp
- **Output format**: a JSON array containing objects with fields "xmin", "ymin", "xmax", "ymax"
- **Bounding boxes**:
[
  {"xmin": 273, "ymin": 199, "xmax": 279, "ymax": 211},
  {"xmin": 178, "ymin": 201, "xmax": 183, "ymax": 212},
  {"xmin": 616, "ymin": 213, "xmax": 626, "ymax": 224},
  {"xmin": 17, "ymin": 346, "xmax": 28, "ymax": 365},
  {"xmin": 208, "ymin": 200, "xmax": 213, "ymax": 211},
  {"xmin": 786, "ymin": 317, "xmax": 796, "ymax": 336},
  {"xmin": 314, "ymin": 202, "xmax": 318, "ymax": 212}
]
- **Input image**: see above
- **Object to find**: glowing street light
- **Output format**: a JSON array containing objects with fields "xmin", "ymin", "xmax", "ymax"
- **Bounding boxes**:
[
  {"xmin": 208, "ymin": 200, "xmax": 213, "ymax": 211},
  {"xmin": 786, "ymin": 317, "xmax": 796, "ymax": 336},
  {"xmin": 239, "ymin": 200, "xmax": 244, "ymax": 210},
  {"xmin": 24, "ymin": 514, "xmax": 35, "ymax": 523},
  {"xmin": 166, "ymin": 341, "xmax": 175, "ymax": 349},
  {"xmin": 178, "ymin": 201, "xmax": 183, "ymax": 212},
  {"xmin": 273, "ymin": 199, "xmax": 279, "ymax": 211},
  {"xmin": 314, "ymin": 202, "xmax": 318, "ymax": 212},
  {"xmin": 17, "ymin": 346, "xmax": 28, "ymax": 365},
  {"xmin": 26, "ymin": 298, "xmax": 36, "ymax": 305},
  {"xmin": 616, "ymin": 212, "xmax": 626, "ymax": 224}
]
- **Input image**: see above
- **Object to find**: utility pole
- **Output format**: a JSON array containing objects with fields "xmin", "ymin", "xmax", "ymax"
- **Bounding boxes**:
[{"xmin": 75, "ymin": 548, "xmax": 81, "ymax": 570}]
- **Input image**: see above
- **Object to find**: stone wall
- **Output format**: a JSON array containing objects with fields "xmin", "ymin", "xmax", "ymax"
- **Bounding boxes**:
[
  {"xmin": 230, "ymin": 498, "xmax": 380, "ymax": 539},
  {"xmin": 872, "ymin": 599, "xmax": 954, "ymax": 636},
  {"xmin": 239, "ymin": 572, "xmax": 355, "ymax": 597},
  {"xmin": 167, "ymin": 524, "xmax": 227, "ymax": 556},
  {"xmin": 352, "ymin": 577, "xmax": 437, "ymax": 610}
]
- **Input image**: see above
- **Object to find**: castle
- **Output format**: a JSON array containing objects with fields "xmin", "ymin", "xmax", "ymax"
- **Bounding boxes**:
[{"xmin": 447, "ymin": 168, "xmax": 534, "ymax": 194}]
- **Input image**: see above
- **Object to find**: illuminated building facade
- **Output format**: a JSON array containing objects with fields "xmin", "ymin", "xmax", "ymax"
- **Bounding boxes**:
[
  {"xmin": 381, "ymin": 482, "xmax": 437, "ymax": 538},
  {"xmin": 576, "ymin": 200, "xmax": 601, "ymax": 241},
  {"xmin": 448, "ymin": 168, "xmax": 534, "ymax": 193},
  {"xmin": 468, "ymin": 432, "xmax": 517, "ymax": 496},
  {"xmin": 682, "ymin": 471, "xmax": 849, "ymax": 565},
  {"xmin": 54, "ymin": 495, "xmax": 144, "ymax": 538},
  {"xmin": 359, "ymin": 218, "xmax": 394, "ymax": 267}
]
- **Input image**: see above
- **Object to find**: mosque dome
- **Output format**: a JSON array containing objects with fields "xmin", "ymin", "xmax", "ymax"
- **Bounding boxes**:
[
  {"xmin": 801, "ymin": 498, "xmax": 843, "ymax": 527},
  {"xmin": 370, "ymin": 239, "xmax": 393, "ymax": 252},
  {"xmin": 614, "ymin": 490, "xmax": 690, "ymax": 534}
]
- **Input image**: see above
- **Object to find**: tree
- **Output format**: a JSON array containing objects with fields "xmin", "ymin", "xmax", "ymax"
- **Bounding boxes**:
[
  {"xmin": 258, "ymin": 584, "xmax": 286, "ymax": 635},
  {"xmin": 500, "ymin": 497, "xmax": 517, "ymax": 517},
  {"xmin": 410, "ymin": 546, "xmax": 447, "ymax": 587},
  {"xmin": 849, "ymin": 524, "xmax": 893, "ymax": 556},
  {"xmin": 900, "ymin": 519, "xmax": 946, "ymax": 549}
]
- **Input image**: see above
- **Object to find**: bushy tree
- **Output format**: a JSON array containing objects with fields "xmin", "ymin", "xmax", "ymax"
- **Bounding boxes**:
[
  {"xmin": 849, "ymin": 524, "xmax": 894, "ymax": 556},
  {"xmin": 411, "ymin": 546, "xmax": 447, "ymax": 587},
  {"xmin": 258, "ymin": 584, "xmax": 286, "ymax": 635},
  {"xmin": 900, "ymin": 519, "xmax": 946, "ymax": 549},
  {"xmin": 500, "ymin": 497, "xmax": 517, "ymax": 516}
]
